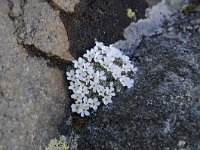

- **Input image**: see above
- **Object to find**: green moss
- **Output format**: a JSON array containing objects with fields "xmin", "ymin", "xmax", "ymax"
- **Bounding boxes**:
[
  {"xmin": 45, "ymin": 135, "xmax": 69, "ymax": 150},
  {"xmin": 127, "ymin": 8, "xmax": 136, "ymax": 19},
  {"xmin": 181, "ymin": 1, "xmax": 200, "ymax": 14},
  {"xmin": 72, "ymin": 114, "xmax": 88, "ymax": 133}
]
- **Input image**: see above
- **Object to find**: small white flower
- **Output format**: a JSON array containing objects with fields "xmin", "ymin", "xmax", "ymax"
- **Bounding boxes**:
[
  {"xmin": 68, "ymin": 81, "xmax": 76, "ymax": 91},
  {"xmin": 77, "ymin": 86, "xmax": 89, "ymax": 96},
  {"xmin": 88, "ymin": 98, "xmax": 100, "ymax": 111},
  {"xmin": 82, "ymin": 76, "xmax": 91, "ymax": 85},
  {"xmin": 80, "ymin": 105, "xmax": 90, "ymax": 117},
  {"xmin": 120, "ymin": 76, "xmax": 134, "ymax": 89},
  {"xmin": 104, "ymin": 56, "xmax": 115, "ymax": 64},
  {"xmin": 101, "ymin": 45, "xmax": 110, "ymax": 54},
  {"xmin": 108, "ymin": 45, "xmax": 123, "ymax": 58},
  {"xmin": 105, "ymin": 64, "xmax": 114, "ymax": 72},
  {"xmin": 121, "ymin": 55, "xmax": 130, "ymax": 63},
  {"xmin": 105, "ymin": 87, "xmax": 115, "ymax": 97},
  {"xmin": 68, "ymin": 81, "xmax": 75, "ymax": 88},
  {"xmin": 119, "ymin": 75, "xmax": 126, "ymax": 86},
  {"xmin": 72, "ymin": 60, "xmax": 78, "ymax": 68},
  {"xmin": 75, "ymin": 69, "xmax": 87, "ymax": 81},
  {"xmin": 126, "ymin": 79, "xmax": 134, "ymax": 89},
  {"xmin": 97, "ymin": 86, "xmax": 105, "ymax": 96},
  {"xmin": 102, "ymin": 96, "xmax": 112, "ymax": 105},
  {"xmin": 93, "ymin": 75, "xmax": 100, "ymax": 83},
  {"xmin": 69, "ymin": 81, "xmax": 84, "ymax": 93},
  {"xmin": 83, "ymin": 50, "xmax": 95, "ymax": 62},
  {"xmin": 131, "ymin": 67, "xmax": 138, "ymax": 73},
  {"xmin": 122, "ymin": 64, "xmax": 131, "ymax": 73},
  {"xmin": 87, "ymin": 68, "xmax": 95, "ymax": 78},
  {"xmin": 71, "ymin": 93, "xmax": 82, "ymax": 102},
  {"xmin": 111, "ymin": 66, "xmax": 122, "ymax": 79},
  {"xmin": 73, "ymin": 57, "xmax": 85, "ymax": 68},
  {"xmin": 82, "ymin": 96, "xmax": 87, "ymax": 102},
  {"xmin": 93, "ymin": 46, "xmax": 99, "ymax": 52},
  {"xmin": 83, "ymin": 62, "xmax": 94, "ymax": 74},
  {"xmin": 71, "ymin": 102, "xmax": 81, "ymax": 113},
  {"xmin": 82, "ymin": 97, "xmax": 90, "ymax": 106},
  {"xmin": 66, "ymin": 70, "xmax": 75, "ymax": 81},
  {"xmin": 96, "ymin": 70, "xmax": 106, "ymax": 81},
  {"xmin": 94, "ymin": 51, "xmax": 103, "ymax": 63},
  {"xmin": 100, "ymin": 57, "xmax": 114, "ymax": 70},
  {"xmin": 89, "ymin": 80, "xmax": 99, "ymax": 93},
  {"xmin": 95, "ymin": 41, "xmax": 104, "ymax": 48},
  {"xmin": 100, "ymin": 60, "xmax": 108, "ymax": 69}
]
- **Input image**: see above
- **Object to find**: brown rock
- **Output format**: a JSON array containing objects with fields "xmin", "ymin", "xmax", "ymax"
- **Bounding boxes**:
[
  {"xmin": 18, "ymin": 0, "xmax": 73, "ymax": 61},
  {"xmin": 0, "ymin": 0, "xmax": 70, "ymax": 149},
  {"xmin": 51, "ymin": 0, "xmax": 80, "ymax": 12}
]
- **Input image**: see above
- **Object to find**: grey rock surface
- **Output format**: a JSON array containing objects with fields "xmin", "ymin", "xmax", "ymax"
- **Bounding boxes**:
[
  {"xmin": 0, "ymin": 0, "xmax": 71, "ymax": 149},
  {"xmin": 77, "ymin": 10, "xmax": 200, "ymax": 149},
  {"xmin": 113, "ymin": 0, "xmax": 188, "ymax": 56}
]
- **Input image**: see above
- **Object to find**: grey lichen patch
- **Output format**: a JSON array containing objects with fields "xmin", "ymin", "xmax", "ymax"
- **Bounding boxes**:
[
  {"xmin": 45, "ymin": 135, "xmax": 69, "ymax": 150},
  {"xmin": 113, "ymin": 1, "xmax": 173, "ymax": 55}
]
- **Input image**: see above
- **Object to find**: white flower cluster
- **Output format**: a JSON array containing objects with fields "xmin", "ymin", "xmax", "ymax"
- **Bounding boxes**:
[{"xmin": 66, "ymin": 42, "xmax": 137, "ymax": 117}]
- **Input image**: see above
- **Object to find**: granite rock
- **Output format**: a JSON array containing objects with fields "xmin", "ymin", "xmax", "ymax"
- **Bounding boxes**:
[
  {"xmin": 0, "ymin": 0, "xmax": 70, "ymax": 149},
  {"xmin": 51, "ymin": 0, "xmax": 80, "ymax": 12},
  {"xmin": 16, "ymin": 0, "xmax": 73, "ymax": 61}
]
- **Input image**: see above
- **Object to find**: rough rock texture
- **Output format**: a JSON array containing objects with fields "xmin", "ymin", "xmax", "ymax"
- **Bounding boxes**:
[
  {"xmin": 51, "ymin": 0, "xmax": 80, "ymax": 12},
  {"xmin": 0, "ymin": 0, "xmax": 71, "ymax": 149},
  {"xmin": 113, "ymin": 0, "xmax": 189, "ymax": 56},
  {"xmin": 15, "ymin": 0, "xmax": 73, "ymax": 61},
  {"xmin": 77, "ymin": 10, "xmax": 200, "ymax": 149},
  {"xmin": 113, "ymin": 0, "xmax": 170, "ymax": 55}
]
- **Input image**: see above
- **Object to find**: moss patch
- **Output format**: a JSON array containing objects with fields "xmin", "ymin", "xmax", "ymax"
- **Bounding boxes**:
[
  {"xmin": 72, "ymin": 114, "xmax": 88, "ymax": 133},
  {"xmin": 181, "ymin": 1, "xmax": 200, "ymax": 14}
]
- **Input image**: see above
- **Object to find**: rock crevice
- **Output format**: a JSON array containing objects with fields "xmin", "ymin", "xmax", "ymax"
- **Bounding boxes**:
[{"xmin": 7, "ymin": 0, "xmax": 74, "ymax": 63}]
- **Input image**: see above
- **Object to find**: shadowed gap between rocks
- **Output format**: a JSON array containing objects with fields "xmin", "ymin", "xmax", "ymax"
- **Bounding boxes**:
[
  {"xmin": 22, "ymin": 44, "xmax": 72, "ymax": 70},
  {"xmin": 60, "ymin": 0, "xmax": 149, "ymax": 59},
  {"xmin": 46, "ymin": 0, "xmax": 62, "ymax": 11}
]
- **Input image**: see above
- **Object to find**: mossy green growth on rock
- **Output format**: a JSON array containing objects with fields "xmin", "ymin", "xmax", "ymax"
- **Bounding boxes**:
[
  {"xmin": 72, "ymin": 114, "xmax": 88, "ymax": 133},
  {"xmin": 127, "ymin": 8, "xmax": 136, "ymax": 19},
  {"xmin": 181, "ymin": 1, "xmax": 200, "ymax": 14},
  {"xmin": 45, "ymin": 135, "xmax": 69, "ymax": 150}
]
